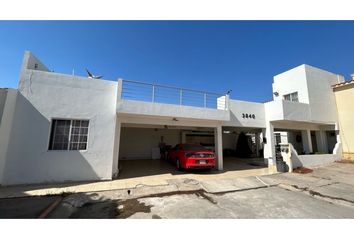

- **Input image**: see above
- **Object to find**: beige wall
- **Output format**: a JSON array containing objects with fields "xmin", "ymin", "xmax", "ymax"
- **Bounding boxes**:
[{"xmin": 334, "ymin": 83, "xmax": 354, "ymax": 160}]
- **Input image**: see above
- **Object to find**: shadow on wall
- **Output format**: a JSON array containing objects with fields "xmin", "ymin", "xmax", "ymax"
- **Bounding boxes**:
[
  {"xmin": 229, "ymin": 111, "xmax": 242, "ymax": 126},
  {"xmin": 2, "ymin": 93, "xmax": 100, "ymax": 186}
]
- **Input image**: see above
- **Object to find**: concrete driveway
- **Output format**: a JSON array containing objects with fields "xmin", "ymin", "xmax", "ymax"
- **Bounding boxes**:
[
  {"xmin": 0, "ymin": 157, "xmax": 269, "ymax": 198},
  {"xmin": 121, "ymin": 162, "xmax": 354, "ymax": 219},
  {"xmin": 1, "ymin": 162, "xmax": 354, "ymax": 218}
]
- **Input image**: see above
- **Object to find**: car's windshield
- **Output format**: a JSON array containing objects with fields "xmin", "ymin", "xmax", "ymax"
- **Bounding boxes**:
[{"xmin": 182, "ymin": 144, "xmax": 206, "ymax": 151}]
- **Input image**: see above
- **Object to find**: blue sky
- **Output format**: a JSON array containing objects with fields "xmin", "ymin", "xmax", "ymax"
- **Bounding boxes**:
[{"xmin": 0, "ymin": 21, "xmax": 353, "ymax": 102}]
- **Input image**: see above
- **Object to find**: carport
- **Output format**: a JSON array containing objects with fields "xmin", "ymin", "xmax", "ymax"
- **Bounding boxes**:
[
  {"xmin": 114, "ymin": 119, "xmax": 268, "ymax": 180},
  {"xmin": 118, "ymin": 123, "xmax": 216, "ymax": 177},
  {"xmin": 112, "ymin": 114, "xmax": 225, "ymax": 179},
  {"xmin": 113, "ymin": 80, "xmax": 268, "ymax": 180},
  {"xmin": 222, "ymin": 126, "xmax": 267, "ymax": 169}
]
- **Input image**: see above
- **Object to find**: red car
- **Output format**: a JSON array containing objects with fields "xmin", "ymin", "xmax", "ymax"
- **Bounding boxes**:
[{"xmin": 167, "ymin": 144, "xmax": 216, "ymax": 170}]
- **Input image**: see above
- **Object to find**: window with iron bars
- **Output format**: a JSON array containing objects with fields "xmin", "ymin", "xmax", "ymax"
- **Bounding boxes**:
[
  {"xmin": 48, "ymin": 119, "xmax": 89, "ymax": 150},
  {"xmin": 283, "ymin": 92, "xmax": 299, "ymax": 102}
]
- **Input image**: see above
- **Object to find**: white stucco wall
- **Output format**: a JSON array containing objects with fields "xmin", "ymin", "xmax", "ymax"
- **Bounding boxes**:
[
  {"xmin": 2, "ymin": 66, "xmax": 118, "ymax": 185},
  {"xmin": 282, "ymin": 100, "xmax": 311, "ymax": 122},
  {"xmin": 264, "ymin": 100, "xmax": 284, "ymax": 121},
  {"xmin": 117, "ymin": 99, "xmax": 230, "ymax": 122},
  {"xmin": 0, "ymin": 89, "xmax": 8, "ymax": 124},
  {"xmin": 292, "ymin": 154, "xmax": 340, "ymax": 169},
  {"xmin": 0, "ymin": 89, "xmax": 18, "ymax": 185},
  {"xmin": 118, "ymin": 115, "xmax": 223, "ymax": 128},
  {"xmin": 272, "ymin": 65, "xmax": 309, "ymax": 104},
  {"xmin": 270, "ymin": 64, "xmax": 344, "ymax": 124},
  {"xmin": 227, "ymin": 100, "xmax": 266, "ymax": 128},
  {"xmin": 21, "ymin": 51, "xmax": 50, "ymax": 72},
  {"xmin": 287, "ymin": 131, "xmax": 304, "ymax": 154},
  {"xmin": 284, "ymin": 144, "xmax": 340, "ymax": 169},
  {"xmin": 265, "ymin": 100, "xmax": 311, "ymax": 122},
  {"xmin": 304, "ymin": 65, "xmax": 344, "ymax": 123}
]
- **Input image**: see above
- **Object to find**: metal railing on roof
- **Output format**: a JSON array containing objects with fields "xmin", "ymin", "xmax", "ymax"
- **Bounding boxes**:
[{"xmin": 120, "ymin": 79, "xmax": 227, "ymax": 110}]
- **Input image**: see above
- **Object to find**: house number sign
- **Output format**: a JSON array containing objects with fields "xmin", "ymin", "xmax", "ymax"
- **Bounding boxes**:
[{"xmin": 242, "ymin": 113, "xmax": 256, "ymax": 119}]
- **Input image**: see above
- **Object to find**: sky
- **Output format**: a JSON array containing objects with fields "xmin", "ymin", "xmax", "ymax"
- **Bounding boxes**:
[{"xmin": 0, "ymin": 21, "xmax": 354, "ymax": 102}]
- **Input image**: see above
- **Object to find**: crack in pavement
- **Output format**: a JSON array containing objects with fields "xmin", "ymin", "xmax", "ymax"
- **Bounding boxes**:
[
  {"xmin": 315, "ymin": 182, "xmax": 341, "ymax": 188},
  {"xmin": 195, "ymin": 192, "xmax": 218, "ymax": 204},
  {"xmin": 211, "ymin": 185, "xmax": 271, "ymax": 196},
  {"xmin": 277, "ymin": 183, "xmax": 354, "ymax": 208},
  {"xmin": 309, "ymin": 175, "xmax": 332, "ymax": 181},
  {"xmin": 308, "ymin": 190, "xmax": 354, "ymax": 204},
  {"xmin": 114, "ymin": 184, "xmax": 278, "ymax": 218}
]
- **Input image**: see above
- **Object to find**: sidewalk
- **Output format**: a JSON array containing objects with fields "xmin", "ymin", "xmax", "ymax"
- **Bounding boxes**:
[{"xmin": 0, "ymin": 167, "xmax": 269, "ymax": 199}]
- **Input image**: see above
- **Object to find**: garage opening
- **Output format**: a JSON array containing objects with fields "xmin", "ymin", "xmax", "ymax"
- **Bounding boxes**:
[
  {"xmin": 117, "ymin": 123, "xmax": 217, "ymax": 179},
  {"xmin": 222, "ymin": 127, "xmax": 267, "ymax": 170}
]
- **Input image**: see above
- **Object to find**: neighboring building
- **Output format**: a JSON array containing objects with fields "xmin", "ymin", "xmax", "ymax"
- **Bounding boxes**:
[
  {"xmin": 332, "ymin": 78, "xmax": 354, "ymax": 161},
  {"xmin": 0, "ymin": 52, "xmax": 345, "ymax": 185}
]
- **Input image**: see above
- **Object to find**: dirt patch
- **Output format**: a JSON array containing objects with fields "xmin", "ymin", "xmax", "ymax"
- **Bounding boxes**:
[
  {"xmin": 116, "ymin": 190, "xmax": 218, "ymax": 218},
  {"xmin": 116, "ymin": 199, "xmax": 152, "ymax": 219},
  {"xmin": 67, "ymin": 190, "xmax": 218, "ymax": 219},
  {"xmin": 293, "ymin": 167, "xmax": 313, "ymax": 174}
]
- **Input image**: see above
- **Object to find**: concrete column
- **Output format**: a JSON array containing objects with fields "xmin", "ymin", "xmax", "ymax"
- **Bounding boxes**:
[
  {"xmin": 255, "ymin": 132, "xmax": 261, "ymax": 157},
  {"xmin": 261, "ymin": 128, "xmax": 266, "ymax": 161},
  {"xmin": 112, "ymin": 79, "xmax": 123, "ymax": 178},
  {"xmin": 261, "ymin": 128, "xmax": 266, "ymax": 145},
  {"xmin": 214, "ymin": 126, "xmax": 223, "ymax": 170},
  {"xmin": 263, "ymin": 122, "xmax": 275, "ymax": 166},
  {"xmin": 301, "ymin": 129, "xmax": 313, "ymax": 154},
  {"xmin": 112, "ymin": 118, "xmax": 122, "ymax": 178}
]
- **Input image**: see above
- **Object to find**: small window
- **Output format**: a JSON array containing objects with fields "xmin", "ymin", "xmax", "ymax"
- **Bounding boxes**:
[
  {"xmin": 49, "ymin": 119, "xmax": 89, "ymax": 150},
  {"xmin": 290, "ymin": 92, "xmax": 298, "ymax": 102},
  {"xmin": 283, "ymin": 92, "xmax": 299, "ymax": 102},
  {"xmin": 284, "ymin": 94, "xmax": 291, "ymax": 101}
]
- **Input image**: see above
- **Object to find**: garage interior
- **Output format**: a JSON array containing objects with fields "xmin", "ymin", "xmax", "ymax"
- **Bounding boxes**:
[
  {"xmin": 222, "ymin": 126, "xmax": 267, "ymax": 167},
  {"xmin": 117, "ymin": 123, "xmax": 268, "ymax": 180}
]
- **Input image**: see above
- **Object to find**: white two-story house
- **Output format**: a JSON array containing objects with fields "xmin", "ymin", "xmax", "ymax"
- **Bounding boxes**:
[{"xmin": 0, "ymin": 51, "xmax": 344, "ymax": 185}]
